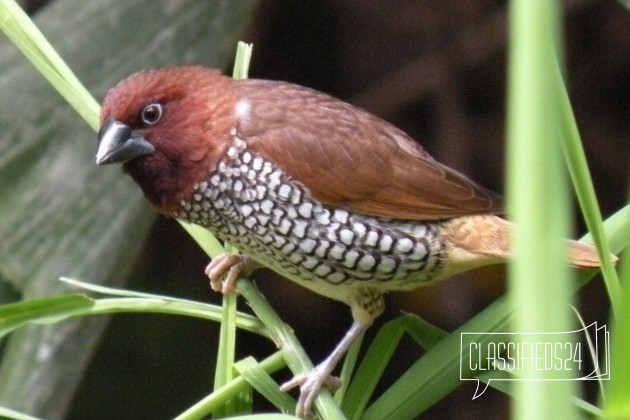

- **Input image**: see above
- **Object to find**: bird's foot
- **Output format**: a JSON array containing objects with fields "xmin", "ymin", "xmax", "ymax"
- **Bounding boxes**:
[
  {"xmin": 280, "ymin": 366, "xmax": 342, "ymax": 417},
  {"xmin": 204, "ymin": 253, "xmax": 257, "ymax": 294}
]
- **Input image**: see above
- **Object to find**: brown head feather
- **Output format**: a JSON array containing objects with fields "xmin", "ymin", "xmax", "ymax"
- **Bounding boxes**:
[{"xmin": 100, "ymin": 66, "xmax": 238, "ymax": 212}]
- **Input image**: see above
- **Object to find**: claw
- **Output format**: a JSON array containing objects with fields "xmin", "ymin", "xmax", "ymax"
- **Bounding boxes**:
[
  {"xmin": 280, "ymin": 367, "xmax": 342, "ymax": 417},
  {"xmin": 204, "ymin": 253, "xmax": 257, "ymax": 294},
  {"xmin": 280, "ymin": 321, "xmax": 370, "ymax": 417}
]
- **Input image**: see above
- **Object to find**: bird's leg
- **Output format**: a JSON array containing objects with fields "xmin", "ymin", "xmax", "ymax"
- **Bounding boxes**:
[
  {"xmin": 204, "ymin": 253, "xmax": 258, "ymax": 294},
  {"xmin": 280, "ymin": 320, "xmax": 370, "ymax": 417}
]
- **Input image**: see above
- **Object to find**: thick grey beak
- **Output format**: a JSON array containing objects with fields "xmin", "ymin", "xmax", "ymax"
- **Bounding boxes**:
[{"xmin": 96, "ymin": 118, "xmax": 155, "ymax": 165}]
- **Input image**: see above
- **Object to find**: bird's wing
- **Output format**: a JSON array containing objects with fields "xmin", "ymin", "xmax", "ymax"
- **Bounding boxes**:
[{"xmin": 235, "ymin": 80, "xmax": 503, "ymax": 221}]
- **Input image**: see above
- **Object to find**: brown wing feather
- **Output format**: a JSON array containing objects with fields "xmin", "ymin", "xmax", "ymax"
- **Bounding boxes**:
[{"xmin": 235, "ymin": 79, "xmax": 503, "ymax": 221}]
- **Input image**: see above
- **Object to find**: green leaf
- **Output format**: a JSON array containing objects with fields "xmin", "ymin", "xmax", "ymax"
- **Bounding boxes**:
[
  {"xmin": 362, "ymin": 297, "xmax": 511, "ymax": 420},
  {"xmin": 342, "ymin": 316, "xmax": 406, "ymax": 418},
  {"xmin": 214, "ymin": 293, "xmax": 243, "ymax": 416},
  {"xmin": 0, "ymin": 0, "xmax": 99, "ymax": 129},
  {"xmin": 235, "ymin": 356, "xmax": 297, "ymax": 413},
  {"xmin": 401, "ymin": 312, "xmax": 448, "ymax": 349},
  {"xmin": 0, "ymin": 294, "xmax": 94, "ymax": 338},
  {"xmin": 227, "ymin": 415, "xmax": 298, "ymax": 420},
  {"xmin": 211, "ymin": 41, "xmax": 256, "ymax": 418},
  {"xmin": 174, "ymin": 352, "xmax": 288, "ymax": 420},
  {"xmin": 236, "ymin": 278, "xmax": 346, "ymax": 419},
  {"xmin": 59, "ymin": 277, "xmax": 268, "ymax": 336},
  {"xmin": 0, "ymin": 405, "xmax": 42, "ymax": 420},
  {"xmin": 553, "ymin": 57, "xmax": 622, "ymax": 314},
  {"xmin": 604, "ymin": 198, "xmax": 630, "ymax": 418},
  {"xmin": 506, "ymin": 0, "xmax": 577, "ymax": 418}
]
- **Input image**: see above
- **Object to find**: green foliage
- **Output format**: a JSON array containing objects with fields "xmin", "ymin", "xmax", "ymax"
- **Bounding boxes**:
[
  {"xmin": 0, "ymin": 0, "xmax": 628, "ymax": 419},
  {"xmin": 605, "ymin": 226, "xmax": 630, "ymax": 418},
  {"xmin": 507, "ymin": 0, "xmax": 575, "ymax": 417}
]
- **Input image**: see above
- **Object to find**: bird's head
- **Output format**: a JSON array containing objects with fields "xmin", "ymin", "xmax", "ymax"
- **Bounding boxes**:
[{"xmin": 96, "ymin": 66, "xmax": 237, "ymax": 212}]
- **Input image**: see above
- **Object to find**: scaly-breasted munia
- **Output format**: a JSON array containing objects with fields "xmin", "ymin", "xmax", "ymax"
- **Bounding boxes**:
[{"xmin": 95, "ymin": 66, "xmax": 611, "ymax": 416}]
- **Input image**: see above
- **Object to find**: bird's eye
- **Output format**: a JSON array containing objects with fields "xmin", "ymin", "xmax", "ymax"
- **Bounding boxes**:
[{"xmin": 140, "ymin": 103, "xmax": 163, "ymax": 125}]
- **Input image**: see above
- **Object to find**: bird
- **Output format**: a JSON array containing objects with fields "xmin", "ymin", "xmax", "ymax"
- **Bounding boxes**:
[{"xmin": 95, "ymin": 65, "xmax": 613, "ymax": 417}]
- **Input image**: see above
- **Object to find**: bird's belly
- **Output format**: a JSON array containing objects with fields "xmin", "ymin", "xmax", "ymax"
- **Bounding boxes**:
[{"xmin": 174, "ymin": 150, "xmax": 447, "ymax": 294}]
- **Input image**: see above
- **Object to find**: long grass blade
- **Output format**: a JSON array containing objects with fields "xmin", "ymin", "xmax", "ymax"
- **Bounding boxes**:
[
  {"xmin": 212, "ymin": 41, "xmax": 256, "ymax": 416},
  {"xmin": 0, "ymin": 0, "xmax": 100, "ymax": 129},
  {"xmin": 507, "ymin": 0, "xmax": 576, "ymax": 418},
  {"xmin": 236, "ymin": 278, "xmax": 346, "ymax": 418},
  {"xmin": 342, "ymin": 317, "xmax": 406, "ymax": 418},
  {"xmin": 603, "ymin": 201, "xmax": 630, "ymax": 417},
  {"xmin": 235, "ymin": 356, "xmax": 296, "ymax": 412},
  {"xmin": 174, "ymin": 352, "xmax": 288, "ymax": 420},
  {"xmin": 552, "ymin": 60, "xmax": 622, "ymax": 316}
]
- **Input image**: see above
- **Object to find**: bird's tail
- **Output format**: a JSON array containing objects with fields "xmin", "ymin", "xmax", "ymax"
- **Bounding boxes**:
[
  {"xmin": 441, "ymin": 215, "xmax": 617, "ymax": 271},
  {"xmin": 567, "ymin": 239, "xmax": 615, "ymax": 268}
]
